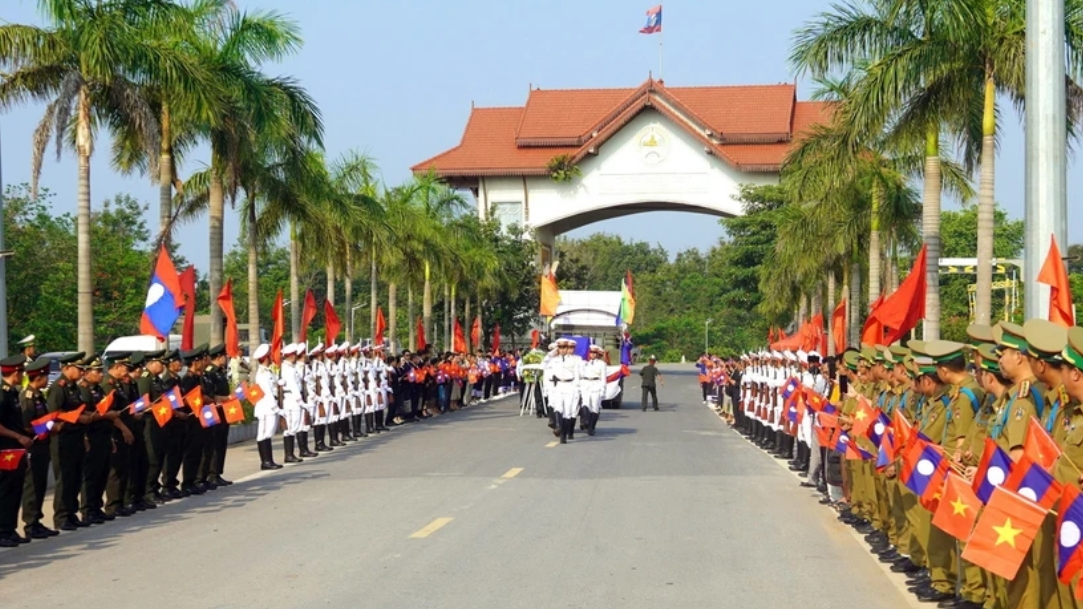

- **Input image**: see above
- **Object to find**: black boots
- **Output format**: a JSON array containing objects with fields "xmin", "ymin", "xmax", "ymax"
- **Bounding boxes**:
[
  {"xmin": 340, "ymin": 419, "xmax": 357, "ymax": 442},
  {"xmin": 329, "ymin": 421, "xmax": 345, "ymax": 447},
  {"xmin": 587, "ymin": 412, "xmax": 598, "ymax": 436},
  {"xmin": 298, "ymin": 431, "xmax": 318, "ymax": 458},
  {"xmin": 375, "ymin": 411, "xmax": 389, "ymax": 432},
  {"xmin": 314, "ymin": 425, "xmax": 333, "ymax": 452},
  {"xmin": 283, "ymin": 435, "xmax": 303, "ymax": 464},
  {"xmin": 559, "ymin": 416, "xmax": 569, "ymax": 444},
  {"xmin": 258, "ymin": 439, "xmax": 282, "ymax": 470},
  {"xmin": 365, "ymin": 413, "xmax": 376, "ymax": 435}
]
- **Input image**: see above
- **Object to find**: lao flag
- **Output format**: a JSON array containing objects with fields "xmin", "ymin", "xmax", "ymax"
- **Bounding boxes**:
[
  {"xmin": 198, "ymin": 403, "xmax": 221, "ymax": 428},
  {"xmin": 1057, "ymin": 485, "xmax": 1083, "ymax": 584},
  {"xmin": 129, "ymin": 394, "xmax": 151, "ymax": 415},
  {"xmin": 1005, "ymin": 455, "xmax": 1062, "ymax": 510},
  {"xmin": 867, "ymin": 411, "xmax": 892, "ymax": 448},
  {"xmin": 31, "ymin": 412, "xmax": 58, "ymax": 437},
  {"xmin": 163, "ymin": 386, "xmax": 184, "ymax": 410},
  {"xmin": 140, "ymin": 245, "xmax": 184, "ymax": 339},
  {"xmin": 905, "ymin": 441, "xmax": 949, "ymax": 501},
  {"xmin": 639, "ymin": 5, "xmax": 662, "ymax": 34},
  {"xmin": 972, "ymin": 437, "xmax": 1014, "ymax": 504},
  {"xmin": 780, "ymin": 377, "xmax": 800, "ymax": 401}
]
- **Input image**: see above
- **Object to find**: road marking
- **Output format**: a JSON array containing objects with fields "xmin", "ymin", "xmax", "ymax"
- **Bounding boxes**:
[
  {"xmin": 408, "ymin": 517, "xmax": 453, "ymax": 539},
  {"xmin": 546, "ymin": 441, "xmax": 559, "ymax": 448},
  {"xmin": 502, "ymin": 467, "xmax": 524, "ymax": 479}
]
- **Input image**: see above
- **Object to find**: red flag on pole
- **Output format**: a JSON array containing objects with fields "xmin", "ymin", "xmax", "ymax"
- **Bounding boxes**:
[
  {"xmin": 375, "ymin": 306, "xmax": 387, "ymax": 346},
  {"xmin": 271, "ymin": 290, "xmax": 284, "ymax": 366},
  {"xmin": 530, "ymin": 329, "xmax": 540, "ymax": 349},
  {"xmin": 862, "ymin": 294, "xmax": 886, "ymax": 346},
  {"xmin": 300, "ymin": 289, "xmax": 318, "ymax": 343},
  {"xmin": 832, "ymin": 298, "xmax": 848, "ymax": 354},
  {"xmin": 217, "ymin": 279, "xmax": 240, "ymax": 358},
  {"xmin": 453, "ymin": 319, "xmax": 466, "ymax": 353},
  {"xmin": 471, "ymin": 316, "xmax": 481, "ymax": 351},
  {"xmin": 179, "ymin": 266, "xmax": 196, "ymax": 350},
  {"xmin": 1037, "ymin": 234, "xmax": 1076, "ymax": 327},
  {"xmin": 866, "ymin": 245, "xmax": 929, "ymax": 345},
  {"xmin": 324, "ymin": 299, "xmax": 341, "ymax": 348},
  {"xmin": 492, "ymin": 323, "xmax": 501, "ymax": 352},
  {"xmin": 416, "ymin": 317, "xmax": 427, "ymax": 351}
]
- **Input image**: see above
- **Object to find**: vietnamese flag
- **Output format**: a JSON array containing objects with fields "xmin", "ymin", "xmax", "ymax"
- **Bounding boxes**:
[
  {"xmin": 0, "ymin": 449, "xmax": 26, "ymax": 470},
  {"xmin": 95, "ymin": 390, "xmax": 116, "ymax": 416},
  {"xmin": 217, "ymin": 279, "xmax": 240, "ymax": 358},
  {"xmin": 861, "ymin": 294, "xmax": 886, "ymax": 346},
  {"xmin": 1024, "ymin": 416, "xmax": 1063, "ymax": 473},
  {"xmin": 471, "ymin": 316, "xmax": 481, "ymax": 351},
  {"xmin": 933, "ymin": 473, "xmax": 982, "ymax": 541},
  {"xmin": 151, "ymin": 401, "xmax": 173, "ymax": 427},
  {"xmin": 179, "ymin": 266, "xmax": 197, "ymax": 350},
  {"xmin": 184, "ymin": 385, "xmax": 204, "ymax": 411},
  {"xmin": 375, "ymin": 306, "xmax": 387, "ymax": 346},
  {"xmin": 1057, "ymin": 485, "xmax": 1083, "ymax": 584},
  {"xmin": 416, "ymin": 317, "xmax": 427, "ymax": 351},
  {"xmin": 453, "ymin": 319, "xmax": 466, "ymax": 353},
  {"xmin": 300, "ymin": 289, "xmax": 318, "ymax": 343},
  {"xmin": 222, "ymin": 397, "xmax": 245, "ymax": 424},
  {"xmin": 850, "ymin": 396, "xmax": 879, "ymax": 438},
  {"xmin": 324, "ymin": 299, "xmax": 341, "ymax": 348},
  {"xmin": 1005, "ymin": 455, "xmax": 1063, "ymax": 510},
  {"xmin": 57, "ymin": 404, "xmax": 85, "ymax": 424},
  {"xmin": 492, "ymin": 323, "xmax": 501, "ymax": 353},
  {"xmin": 962, "ymin": 486, "xmax": 1047, "ymax": 580},
  {"xmin": 893, "ymin": 410, "xmax": 914, "ymax": 451},
  {"xmin": 1037, "ymin": 234, "xmax": 1076, "ymax": 327},
  {"xmin": 832, "ymin": 298, "xmax": 847, "ymax": 354},
  {"xmin": 271, "ymin": 289, "xmax": 285, "ymax": 366},
  {"xmin": 234, "ymin": 381, "xmax": 265, "ymax": 405}
]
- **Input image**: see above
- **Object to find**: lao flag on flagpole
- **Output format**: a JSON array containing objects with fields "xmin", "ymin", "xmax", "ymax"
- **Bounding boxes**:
[
  {"xmin": 140, "ymin": 245, "xmax": 184, "ymax": 339},
  {"xmin": 639, "ymin": 5, "xmax": 662, "ymax": 34}
]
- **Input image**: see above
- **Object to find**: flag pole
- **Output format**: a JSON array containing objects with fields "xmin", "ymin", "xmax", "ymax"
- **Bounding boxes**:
[{"xmin": 659, "ymin": 26, "xmax": 664, "ymax": 81}]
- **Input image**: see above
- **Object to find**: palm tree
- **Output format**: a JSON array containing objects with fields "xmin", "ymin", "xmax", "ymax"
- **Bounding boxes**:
[
  {"xmin": 412, "ymin": 172, "xmax": 467, "ymax": 345},
  {"xmin": 325, "ymin": 151, "xmax": 380, "ymax": 341},
  {"xmin": 0, "ymin": 0, "xmax": 207, "ymax": 351}
]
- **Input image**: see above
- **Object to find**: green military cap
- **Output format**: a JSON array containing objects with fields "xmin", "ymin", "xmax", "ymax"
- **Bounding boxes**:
[
  {"xmin": 82, "ymin": 353, "xmax": 103, "ymax": 370},
  {"xmin": 909, "ymin": 340, "xmax": 928, "ymax": 354},
  {"xmin": 924, "ymin": 340, "xmax": 967, "ymax": 364},
  {"xmin": 129, "ymin": 352, "xmax": 146, "ymax": 368},
  {"xmin": 162, "ymin": 349, "xmax": 180, "ymax": 363},
  {"xmin": 859, "ymin": 346, "xmax": 878, "ymax": 363},
  {"xmin": 25, "ymin": 357, "xmax": 49, "ymax": 378},
  {"xmin": 902, "ymin": 355, "xmax": 919, "ymax": 377},
  {"xmin": 208, "ymin": 344, "xmax": 226, "ymax": 358},
  {"xmin": 145, "ymin": 349, "xmax": 165, "ymax": 361},
  {"xmin": 59, "ymin": 352, "xmax": 85, "ymax": 367},
  {"xmin": 966, "ymin": 323, "xmax": 995, "ymax": 347},
  {"xmin": 993, "ymin": 321, "xmax": 1027, "ymax": 352},
  {"xmin": 106, "ymin": 352, "xmax": 132, "ymax": 367},
  {"xmin": 1063, "ymin": 327, "xmax": 1083, "ymax": 371},
  {"xmin": 976, "ymin": 344, "xmax": 1001, "ymax": 373},
  {"xmin": 194, "ymin": 343, "xmax": 209, "ymax": 357},
  {"xmin": 889, "ymin": 345, "xmax": 910, "ymax": 359},
  {"xmin": 180, "ymin": 348, "xmax": 202, "ymax": 364},
  {"xmin": 1023, "ymin": 318, "xmax": 1068, "ymax": 363},
  {"xmin": 843, "ymin": 351, "xmax": 861, "ymax": 370},
  {"xmin": 877, "ymin": 345, "xmax": 894, "ymax": 363},
  {"xmin": 0, "ymin": 354, "xmax": 26, "ymax": 374}
]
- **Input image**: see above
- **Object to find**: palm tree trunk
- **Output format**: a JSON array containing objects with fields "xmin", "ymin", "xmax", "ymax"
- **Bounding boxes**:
[
  {"xmin": 798, "ymin": 297, "xmax": 808, "ymax": 325},
  {"xmin": 868, "ymin": 183, "xmax": 883, "ymax": 310},
  {"xmin": 208, "ymin": 170, "xmax": 225, "ymax": 346},
  {"xmin": 370, "ymin": 246, "xmax": 377, "ymax": 340},
  {"xmin": 423, "ymin": 260, "xmax": 433, "ymax": 349},
  {"xmin": 443, "ymin": 283, "xmax": 450, "ymax": 351},
  {"xmin": 923, "ymin": 125, "xmax": 943, "ymax": 340},
  {"xmin": 246, "ymin": 202, "xmax": 260, "ymax": 357},
  {"xmin": 158, "ymin": 102, "xmax": 173, "ymax": 249},
  {"xmin": 76, "ymin": 88, "xmax": 95, "ymax": 354},
  {"xmin": 388, "ymin": 283, "xmax": 398, "ymax": 351},
  {"xmin": 477, "ymin": 296, "xmax": 484, "ymax": 352},
  {"xmin": 408, "ymin": 286, "xmax": 415, "ymax": 350},
  {"xmin": 826, "ymin": 271, "xmax": 837, "ymax": 356},
  {"xmin": 344, "ymin": 248, "xmax": 353, "ymax": 342},
  {"xmin": 326, "ymin": 261, "xmax": 335, "ymax": 305},
  {"xmin": 289, "ymin": 223, "xmax": 300, "ymax": 343},
  {"xmin": 449, "ymin": 283, "xmax": 457, "ymax": 350},
  {"xmin": 849, "ymin": 260, "xmax": 861, "ymax": 346},
  {"xmin": 464, "ymin": 297, "xmax": 471, "ymax": 353},
  {"xmin": 889, "ymin": 240, "xmax": 900, "ymax": 293},
  {"xmin": 975, "ymin": 73, "xmax": 996, "ymax": 325}
]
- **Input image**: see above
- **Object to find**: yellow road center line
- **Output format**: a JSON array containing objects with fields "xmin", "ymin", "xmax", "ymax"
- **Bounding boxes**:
[
  {"xmin": 502, "ymin": 467, "xmax": 524, "ymax": 479},
  {"xmin": 546, "ymin": 441, "xmax": 559, "ymax": 448},
  {"xmin": 409, "ymin": 517, "xmax": 454, "ymax": 539}
]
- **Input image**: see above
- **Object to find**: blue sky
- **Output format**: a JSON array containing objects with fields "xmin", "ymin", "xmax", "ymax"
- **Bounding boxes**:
[{"xmin": 2, "ymin": 0, "xmax": 1079, "ymax": 271}]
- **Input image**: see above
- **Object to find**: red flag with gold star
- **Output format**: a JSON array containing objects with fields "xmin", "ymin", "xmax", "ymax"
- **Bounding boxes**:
[
  {"xmin": 57, "ymin": 404, "xmax": 85, "ymax": 424},
  {"xmin": 95, "ymin": 390, "xmax": 116, "ymax": 416},
  {"xmin": 222, "ymin": 397, "xmax": 246, "ymax": 424},
  {"xmin": 0, "ymin": 448, "xmax": 26, "ymax": 470},
  {"xmin": 933, "ymin": 473, "xmax": 981, "ymax": 541},
  {"xmin": 850, "ymin": 395, "xmax": 878, "ymax": 438},
  {"xmin": 184, "ymin": 385, "xmax": 204, "ymax": 411},
  {"xmin": 961, "ymin": 486, "xmax": 1047, "ymax": 579},
  {"xmin": 1024, "ymin": 416, "xmax": 1063, "ymax": 473},
  {"xmin": 151, "ymin": 400, "xmax": 173, "ymax": 427}
]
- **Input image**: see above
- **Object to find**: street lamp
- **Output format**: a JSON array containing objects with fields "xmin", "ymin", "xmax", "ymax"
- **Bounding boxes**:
[{"xmin": 705, "ymin": 319, "xmax": 713, "ymax": 355}]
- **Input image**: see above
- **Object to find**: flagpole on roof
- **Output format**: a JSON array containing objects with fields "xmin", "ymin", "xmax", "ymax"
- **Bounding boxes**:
[{"xmin": 659, "ymin": 19, "xmax": 664, "ymax": 81}]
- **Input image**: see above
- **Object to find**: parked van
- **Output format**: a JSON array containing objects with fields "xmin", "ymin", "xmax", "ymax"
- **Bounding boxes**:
[{"xmin": 102, "ymin": 334, "xmax": 182, "ymax": 359}]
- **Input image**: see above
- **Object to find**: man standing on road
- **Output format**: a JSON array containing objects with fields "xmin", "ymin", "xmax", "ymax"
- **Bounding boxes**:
[{"xmin": 640, "ymin": 356, "xmax": 664, "ymax": 411}]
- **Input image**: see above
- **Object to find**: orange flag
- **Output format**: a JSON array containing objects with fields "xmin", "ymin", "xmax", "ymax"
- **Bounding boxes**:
[
  {"xmin": 184, "ymin": 385, "xmax": 204, "ymax": 410},
  {"xmin": 961, "ymin": 486, "xmax": 1048, "ymax": 580},
  {"xmin": 375, "ymin": 306, "xmax": 387, "ymax": 346},
  {"xmin": 324, "ymin": 299, "xmax": 341, "ymax": 348},
  {"xmin": 416, "ymin": 316, "xmax": 427, "ymax": 351},
  {"xmin": 933, "ymin": 473, "xmax": 981, "ymax": 541},
  {"xmin": 471, "ymin": 316, "xmax": 481, "ymax": 350},
  {"xmin": 894, "ymin": 409, "xmax": 914, "ymax": 451},
  {"xmin": 151, "ymin": 401, "xmax": 173, "ymax": 427},
  {"xmin": 95, "ymin": 390, "xmax": 116, "ymax": 416},
  {"xmin": 861, "ymin": 294, "xmax": 886, "ymax": 346},
  {"xmin": 57, "ymin": 404, "xmax": 85, "ymax": 424},
  {"xmin": 867, "ymin": 244, "xmax": 929, "ymax": 345},
  {"xmin": 453, "ymin": 319, "xmax": 466, "ymax": 353},
  {"xmin": 217, "ymin": 279, "xmax": 240, "ymax": 358},
  {"xmin": 1037, "ymin": 234, "xmax": 1076, "ymax": 327},
  {"xmin": 540, "ymin": 266, "xmax": 560, "ymax": 316},
  {"xmin": 221, "ymin": 397, "xmax": 245, "ymax": 424},
  {"xmin": 530, "ymin": 329, "xmax": 540, "ymax": 349},
  {"xmin": 1024, "ymin": 416, "xmax": 1063, "ymax": 473},
  {"xmin": 300, "ymin": 289, "xmax": 318, "ymax": 343},
  {"xmin": 832, "ymin": 298, "xmax": 847, "ymax": 353},
  {"xmin": 239, "ymin": 381, "xmax": 266, "ymax": 404},
  {"xmin": 492, "ymin": 323, "xmax": 501, "ymax": 352},
  {"xmin": 271, "ymin": 289, "xmax": 284, "ymax": 366}
]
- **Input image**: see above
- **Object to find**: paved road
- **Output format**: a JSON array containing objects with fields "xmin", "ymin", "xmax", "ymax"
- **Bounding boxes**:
[{"xmin": 0, "ymin": 364, "xmax": 911, "ymax": 608}]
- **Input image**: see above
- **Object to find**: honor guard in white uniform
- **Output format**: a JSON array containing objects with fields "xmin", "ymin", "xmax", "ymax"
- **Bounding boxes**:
[
  {"xmin": 280, "ymin": 344, "xmax": 305, "ymax": 464},
  {"xmin": 252, "ymin": 344, "xmax": 283, "ymax": 471},
  {"xmin": 311, "ymin": 345, "xmax": 335, "ymax": 452},
  {"xmin": 579, "ymin": 344, "xmax": 607, "ymax": 436},
  {"xmin": 545, "ymin": 338, "xmax": 581, "ymax": 444},
  {"xmin": 540, "ymin": 342, "xmax": 559, "ymax": 431},
  {"xmin": 295, "ymin": 344, "xmax": 318, "ymax": 458}
]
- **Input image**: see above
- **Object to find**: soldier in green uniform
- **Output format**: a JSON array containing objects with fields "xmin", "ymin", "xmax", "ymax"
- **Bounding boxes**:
[
  {"xmin": 200, "ymin": 345, "xmax": 233, "ymax": 489},
  {"xmin": 0, "ymin": 355, "xmax": 30, "ymax": 547},
  {"xmin": 101, "ymin": 353, "xmax": 135, "ymax": 518},
  {"xmin": 139, "ymin": 350, "xmax": 168, "ymax": 504},
  {"xmin": 1057, "ymin": 327, "xmax": 1083, "ymax": 609},
  {"xmin": 79, "ymin": 354, "xmax": 116, "ymax": 524},
  {"xmin": 179, "ymin": 346, "xmax": 208, "ymax": 496},
  {"xmin": 48, "ymin": 352, "xmax": 87, "ymax": 530},
  {"xmin": 20, "ymin": 358, "xmax": 57, "ymax": 539},
  {"xmin": 161, "ymin": 349, "xmax": 188, "ymax": 499}
]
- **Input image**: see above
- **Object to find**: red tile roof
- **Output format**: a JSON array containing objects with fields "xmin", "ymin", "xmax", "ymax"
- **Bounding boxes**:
[{"xmin": 412, "ymin": 79, "xmax": 833, "ymax": 178}]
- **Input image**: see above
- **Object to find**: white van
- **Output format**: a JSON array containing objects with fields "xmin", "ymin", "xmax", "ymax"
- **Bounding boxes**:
[{"xmin": 102, "ymin": 334, "xmax": 182, "ymax": 359}]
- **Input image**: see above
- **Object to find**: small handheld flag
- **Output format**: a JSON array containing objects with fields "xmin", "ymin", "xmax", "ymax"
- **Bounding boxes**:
[
  {"xmin": 904, "ymin": 440, "xmax": 949, "ymax": 503},
  {"xmin": 0, "ymin": 449, "xmax": 26, "ymax": 470},
  {"xmin": 31, "ymin": 412, "xmax": 59, "ymax": 437},
  {"xmin": 95, "ymin": 390, "xmax": 116, "ymax": 416},
  {"xmin": 57, "ymin": 404, "xmax": 85, "ymax": 424},
  {"xmin": 932, "ymin": 473, "xmax": 981, "ymax": 541},
  {"xmin": 972, "ymin": 438, "xmax": 1015, "ymax": 504},
  {"xmin": 129, "ymin": 394, "xmax": 151, "ymax": 415},
  {"xmin": 1024, "ymin": 416, "xmax": 1062, "ymax": 473},
  {"xmin": 162, "ymin": 386, "xmax": 184, "ymax": 410},
  {"xmin": 151, "ymin": 402, "xmax": 173, "ymax": 427},
  {"xmin": 1057, "ymin": 485, "xmax": 1083, "ymax": 584},
  {"xmin": 1005, "ymin": 455, "xmax": 1063, "ymax": 510},
  {"xmin": 198, "ymin": 403, "xmax": 221, "ymax": 428},
  {"xmin": 639, "ymin": 5, "xmax": 662, "ymax": 34},
  {"xmin": 184, "ymin": 386, "xmax": 204, "ymax": 411},
  {"xmin": 235, "ymin": 382, "xmax": 265, "ymax": 404},
  {"xmin": 222, "ymin": 397, "xmax": 245, "ymax": 424},
  {"xmin": 962, "ymin": 486, "xmax": 1047, "ymax": 580}
]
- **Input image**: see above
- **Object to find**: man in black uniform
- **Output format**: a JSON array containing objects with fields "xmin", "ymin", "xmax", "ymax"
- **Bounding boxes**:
[
  {"xmin": 48, "ymin": 352, "xmax": 87, "ymax": 530},
  {"xmin": 122, "ymin": 353, "xmax": 153, "ymax": 511},
  {"xmin": 180, "ymin": 346, "xmax": 208, "ymax": 496},
  {"xmin": 139, "ymin": 350, "xmax": 168, "ymax": 504},
  {"xmin": 21, "ymin": 358, "xmax": 57, "ymax": 539},
  {"xmin": 201, "ymin": 345, "xmax": 233, "ymax": 488},
  {"xmin": 0, "ymin": 355, "xmax": 30, "ymax": 547},
  {"xmin": 79, "ymin": 354, "xmax": 116, "ymax": 524},
  {"xmin": 101, "ymin": 353, "xmax": 135, "ymax": 518},
  {"xmin": 161, "ymin": 349, "xmax": 188, "ymax": 498}
]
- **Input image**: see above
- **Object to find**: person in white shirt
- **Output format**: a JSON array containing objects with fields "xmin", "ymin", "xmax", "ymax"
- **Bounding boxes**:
[
  {"xmin": 545, "ymin": 338, "xmax": 582, "ymax": 444},
  {"xmin": 252, "ymin": 344, "xmax": 283, "ymax": 471},
  {"xmin": 280, "ymin": 344, "xmax": 305, "ymax": 464},
  {"xmin": 579, "ymin": 345, "xmax": 608, "ymax": 436}
]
